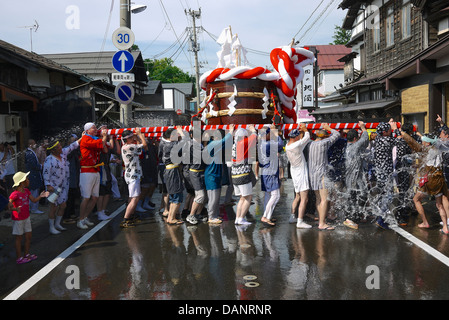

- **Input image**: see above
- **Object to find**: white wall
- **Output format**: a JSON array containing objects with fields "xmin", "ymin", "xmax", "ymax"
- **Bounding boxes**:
[
  {"xmin": 26, "ymin": 68, "xmax": 50, "ymax": 88},
  {"xmin": 163, "ymin": 88, "xmax": 186, "ymax": 113},
  {"xmin": 318, "ymin": 69, "xmax": 345, "ymax": 96}
]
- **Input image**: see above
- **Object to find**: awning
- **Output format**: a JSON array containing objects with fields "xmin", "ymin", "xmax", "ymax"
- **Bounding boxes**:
[
  {"xmin": 0, "ymin": 83, "xmax": 39, "ymax": 111},
  {"xmin": 380, "ymin": 33, "xmax": 449, "ymax": 89},
  {"xmin": 311, "ymin": 98, "xmax": 399, "ymax": 115}
]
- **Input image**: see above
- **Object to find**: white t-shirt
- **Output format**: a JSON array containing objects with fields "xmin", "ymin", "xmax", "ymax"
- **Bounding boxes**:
[{"xmin": 121, "ymin": 143, "xmax": 143, "ymax": 184}]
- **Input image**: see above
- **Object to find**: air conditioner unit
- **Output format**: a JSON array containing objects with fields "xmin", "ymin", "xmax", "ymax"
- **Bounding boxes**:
[
  {"xmin": 5, "ymin": 116, "xmax": 21, "ymax": 132},
  {"xmin": 5, "ymin": 116, "xmax": 13, "ymax": 132},
  {"xmin": 13, "ymin": 116, "xmax": 22, "ymax": 131}
]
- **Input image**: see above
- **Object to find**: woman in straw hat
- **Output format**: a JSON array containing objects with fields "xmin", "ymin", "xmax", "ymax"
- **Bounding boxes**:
[{"xmin": 43, "ymin": 138, "xmax": 81, "ymax": 234}]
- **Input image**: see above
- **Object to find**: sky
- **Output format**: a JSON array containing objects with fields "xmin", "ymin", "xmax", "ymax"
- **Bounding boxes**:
[{"xmin": 0, "ymin": 0, "xmax": 348, "ymax": 75}]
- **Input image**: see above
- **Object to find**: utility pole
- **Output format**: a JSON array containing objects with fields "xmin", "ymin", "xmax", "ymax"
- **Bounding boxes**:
[
  {"xmin": 120, "ymin": 0, "xmax": 131, "ymax": 28},
  {"xmin": 185, "ymin": 8, "xmax": 201, "ymax": 111},
  {"xmin": 120, "ymin": 0, "xmax": 131, "ymax": 126}
]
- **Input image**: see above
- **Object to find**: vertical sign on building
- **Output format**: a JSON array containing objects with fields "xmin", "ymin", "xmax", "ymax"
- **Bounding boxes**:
[{"xmin": 302, "ymin": 64, "xmax": 314, "ymax": 108}]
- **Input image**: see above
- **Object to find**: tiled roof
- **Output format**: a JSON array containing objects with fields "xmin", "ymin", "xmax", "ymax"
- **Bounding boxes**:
[
  {"xmin": 0, "ymin": 39, "xmax": 87, "ymax": 78},
  {"xmin": 162, "ymin": 83, "xmax": 194, "ymax": 96},
  {"xmin": 313, "ymin": 45, "xmax": 352, "ymax": 70},
  {"xmin": 43, "ymin": 51, "xmax": 147, "ymax": 82}
]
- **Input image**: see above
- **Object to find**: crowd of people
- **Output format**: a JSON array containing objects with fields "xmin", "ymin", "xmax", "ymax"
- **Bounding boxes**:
[{"xmin": 6, "ymin": 115, "xmax": 449, "ymax": 264}]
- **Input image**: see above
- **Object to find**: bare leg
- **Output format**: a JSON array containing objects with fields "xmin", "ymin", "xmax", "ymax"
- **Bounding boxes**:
[
  {"xmin": 15, "ymin": 235, "xmax": 22, "ymax": 259},
  {"xmin": 124, "ymin": 197, "xmax": 139, "ymax": 219},
  {"xmin": 315, "ymin": 189, "xmax": 333, "ymax": 230},
  {"xmin": 80, "ymin": 197, "xmax": 98, "ymax": 221},
  {"xmin": 168, "ymin": 203, "xmax": 182, "ymax": 224},
  {"xmin": 436, "ymin": 196, "xmax": 448, "ymax": 234},
  {"xmin": 291, "ymin": 192, "xmax": 300, "ymax": 216},
  {"xmin": 297, "ymin": 190, "xmax": 309, "ymax": 220},
  {"xmin": 413, "ymin": 192, "xmax": 430, "ymax": 228}
]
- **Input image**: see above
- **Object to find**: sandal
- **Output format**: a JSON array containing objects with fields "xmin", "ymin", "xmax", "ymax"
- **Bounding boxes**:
[
  {"xmin": 343, "ymin": 219, "xmax": 358, "ymax": 230},
  {"xmin": 167, "ymin": 220, "xmax": 183, "ymax": 225},
  {"xmin": 208, "ymin": 218, "xmax": 222, "ymax": 224},
  {"xmin": 261, "ymin": 219, "xmax": 276, "ymax": 227},
  {"xmin": 16, "ymin": 256, "xmax": 31, "ymax": 264},
  {"xmin": 318, "ymin": 225, "xmax": 335, "ymax": 231},
  {"xmin": 25, "ymin": 254, "xmax": 38, "ymax": 261},
  {"xmin": 440, "ymin": 229, "xmax": 449, "ymax": 235}
]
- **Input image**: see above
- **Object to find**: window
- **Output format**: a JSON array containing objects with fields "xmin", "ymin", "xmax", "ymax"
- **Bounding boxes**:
[
  {"xmin": 403, "ymin": 113, "xmax": 425, "ymax": 134},
  {"xmin": 386, "ymin": 6, "xmax": 394, "ymax": 47},
  {"xmin": 372, "ymin": 24, "xmax": 380, "ymax": 52},
  {"xmin": 369, "ymin": 9, "xmax": 380, "ymax": 52},
  {"xmin": 402, "ymin": 0, "xmax": 411, "ymax": 39},
  {"xmin": 318, "ymin": 71, "xmax": 323, "ymax": 87},
  {"xmin": 359, "ymin": 89, "xmax": 370, "ymax": 102},
  {"xmin": 370, "ymin": 88, "xmax": 383, "ymax": 100}
]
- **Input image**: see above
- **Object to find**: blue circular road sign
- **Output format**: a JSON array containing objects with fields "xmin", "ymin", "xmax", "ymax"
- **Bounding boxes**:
[
  {"xmin": 114, "ymin": 82, "xmax": 135, "ymax": 105},
  {"xmin": 112, "ymin": 50, "xmax": 135, "ymax": 73}
]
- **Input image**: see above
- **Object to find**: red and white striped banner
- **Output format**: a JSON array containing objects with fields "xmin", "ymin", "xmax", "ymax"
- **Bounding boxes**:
[{"xmin": 107, "ymin": 122, "xmax": 397, "ymax": 137}]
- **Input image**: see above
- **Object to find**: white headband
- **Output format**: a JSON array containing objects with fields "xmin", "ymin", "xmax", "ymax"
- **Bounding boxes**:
[{"xmin": 121, "ymin": 132, "xmax": 134, "ymax": 141}]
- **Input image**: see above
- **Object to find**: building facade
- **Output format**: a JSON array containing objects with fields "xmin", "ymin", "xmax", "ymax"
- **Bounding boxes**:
[{"xmin": 317, "ymin": 0, "xmax": 449, "ymax": 132}]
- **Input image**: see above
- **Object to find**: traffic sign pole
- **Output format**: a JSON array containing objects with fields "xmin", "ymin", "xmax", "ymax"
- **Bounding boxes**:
[{"xmin": 112, "ymin": 23, "xmax": 136, "ymax": 127}]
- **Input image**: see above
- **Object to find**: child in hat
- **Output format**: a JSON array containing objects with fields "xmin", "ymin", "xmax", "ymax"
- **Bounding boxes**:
[{"xmin": 9, "ymin": 171, "xmax": 49, "ymax": 264}]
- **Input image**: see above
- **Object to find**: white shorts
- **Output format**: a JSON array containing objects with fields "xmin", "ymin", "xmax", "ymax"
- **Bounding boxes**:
[
  {"xmin": 12, "ymin": 217, "xmax": 32, "ymax": 235},
  {"xmin": 80, "ymin": 172, "xmax": 100, "ymax": 199},
  {"xmin": 127, "ymin": 180, "xmax": 141, "ymax": 198},
  {"xmin": 233, "ymin": 182, "xmax": 253, "ymax": 197},
  {"xmin": 291, "ymin": 166, "xmax": 309, "ymax": 193}
]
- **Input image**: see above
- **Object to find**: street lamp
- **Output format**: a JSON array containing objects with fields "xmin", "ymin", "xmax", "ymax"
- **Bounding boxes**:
[
  {"xmin": 120, "ymin": 1, "xmax": 146, "ymax": 28},
  {"xmin": 131, "ymin": 4, "xmax": 147, "ymax": 14}
]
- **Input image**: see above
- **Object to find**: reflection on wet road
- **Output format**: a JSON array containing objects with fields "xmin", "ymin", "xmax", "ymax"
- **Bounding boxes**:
[{"xmin": 10, "ymin": 182, "xmax": 449, "ymax": 300}]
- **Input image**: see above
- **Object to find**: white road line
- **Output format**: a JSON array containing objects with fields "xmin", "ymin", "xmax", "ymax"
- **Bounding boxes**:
[
  {"xmin": 391, "ymin": 225, "xmax": 449, "ymax": 267},
  {"xmin": 3, "ymin": 204, "xmax": 126, "ymax": 300}
]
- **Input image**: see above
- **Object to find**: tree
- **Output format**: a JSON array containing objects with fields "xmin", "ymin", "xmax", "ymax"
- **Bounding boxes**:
[
  {"xmin": 330, "ymin": 25, "xmax": 351, "ymax": 45},
  {"xmin": 144, "ymin": 57, "xmax": 194, "ymax": 84}
]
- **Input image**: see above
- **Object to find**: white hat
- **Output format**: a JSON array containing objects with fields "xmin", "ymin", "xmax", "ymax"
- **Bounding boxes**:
[
  {"xmin": 12, "ymin": 171, "xmax": 30, "ymax": 187},
  {"xmin": 84, "ymin": 122, "xmax": 95, "ymax": 131}
]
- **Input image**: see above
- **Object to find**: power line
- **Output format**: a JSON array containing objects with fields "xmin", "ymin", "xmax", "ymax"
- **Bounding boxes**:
[
  {"xmin": 297, "ymin": 0, "xmax": 337, "ymax": 44},
  {"xmin": 95, "ymin": 0, "xmax": 114, "ymax": 74},
  {"xmin": 301, "ymin": 0, "xmax": 340, "ymax": 44},
  {"xmin": 169, "ymin": 30, "xmax": 190, "ymax": 61},
  {"xmin": 292, "ymin": 0, "xmax": 326, "ymax": 40},
  {"xmin": 150, "ymin": 28, "xmax": 188, "ymax": 59},
  {"xmin": 158, "ymin": 0, "xmax": 193, "ymax": 68},
  {"xmin": 141, "ymin": 23, "xmax": 169, "ymax": 54}
]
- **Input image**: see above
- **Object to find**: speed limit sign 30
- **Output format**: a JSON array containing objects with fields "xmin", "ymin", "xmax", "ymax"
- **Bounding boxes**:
[{"xmin": 112, "ymin": 27, "xmax": 135, "ymax": 50}]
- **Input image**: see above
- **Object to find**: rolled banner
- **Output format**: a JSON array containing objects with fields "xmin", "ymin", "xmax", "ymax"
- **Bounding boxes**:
[{"xmin": 107, "ymin": 122, "xmax": 399, "ymax": 137}]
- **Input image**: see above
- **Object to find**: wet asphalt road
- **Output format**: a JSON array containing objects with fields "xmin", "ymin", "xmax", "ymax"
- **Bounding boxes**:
[{"xmin": 2, "ymin": 180, "xmax": 449, "ymax": 300}]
